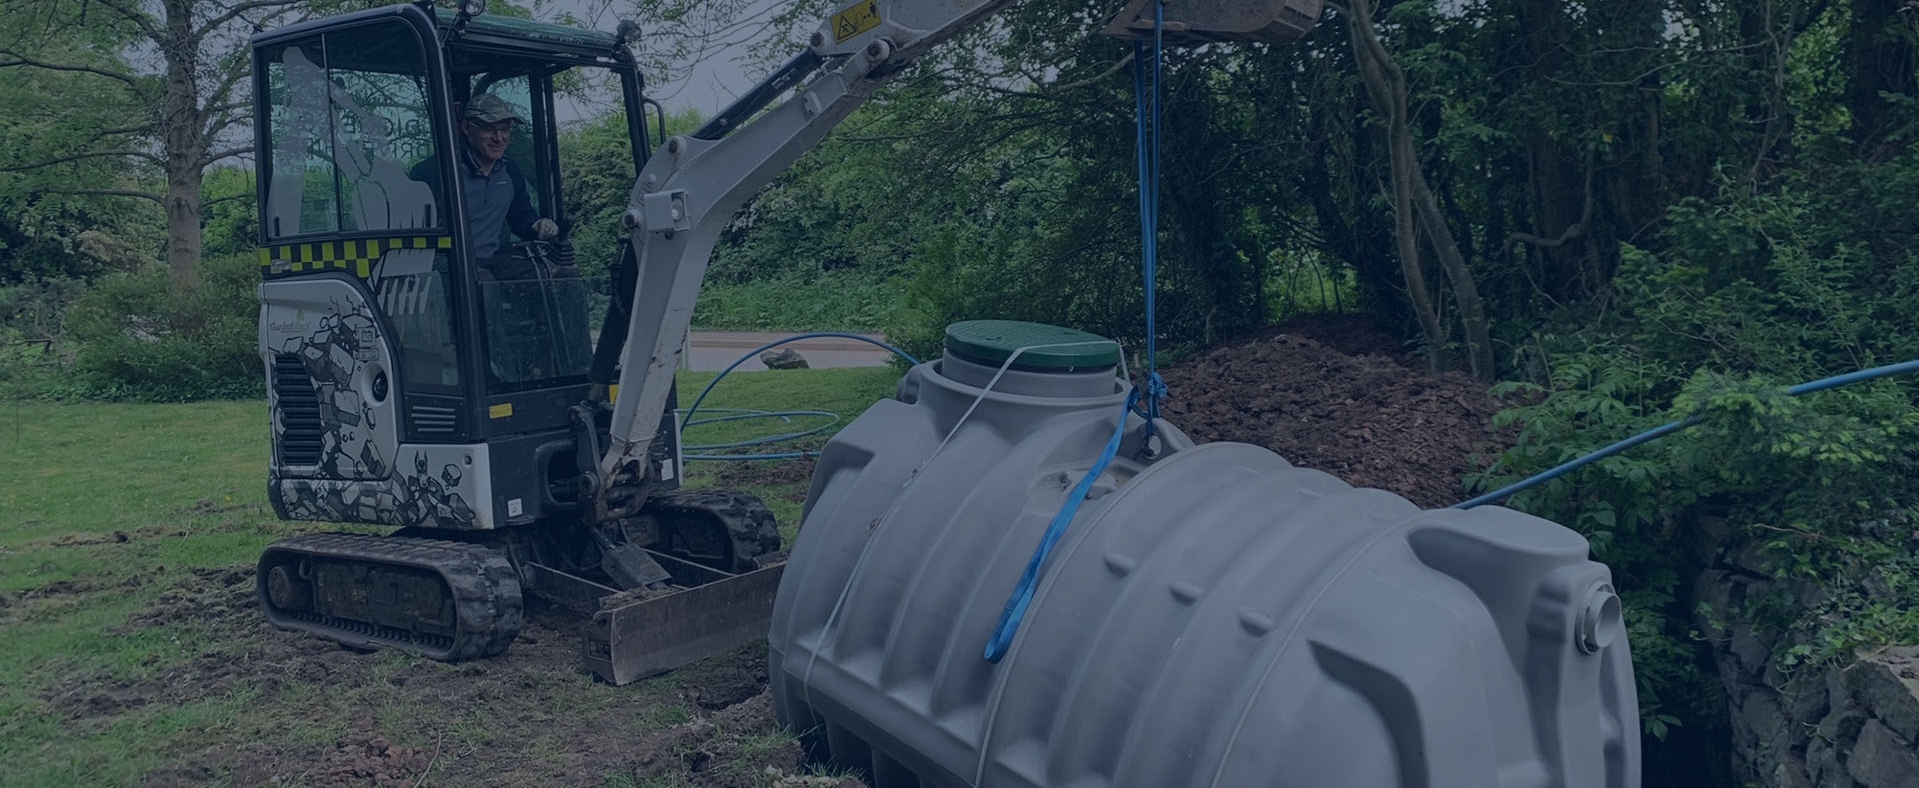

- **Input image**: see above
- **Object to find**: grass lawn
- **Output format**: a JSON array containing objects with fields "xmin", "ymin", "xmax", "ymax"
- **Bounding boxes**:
[{"xmin": 0, "ymin": 366, "xmax": 899, "ymax": 788}]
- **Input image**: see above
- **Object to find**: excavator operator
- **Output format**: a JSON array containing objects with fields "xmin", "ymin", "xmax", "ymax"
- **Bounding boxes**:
[
  {"xmin": 411, "ymin": 91, "xmax": 589, "ymax": 385},
  {"xmin": 410, "ymin": 92, "xmax": 558, "ymax": 281}
]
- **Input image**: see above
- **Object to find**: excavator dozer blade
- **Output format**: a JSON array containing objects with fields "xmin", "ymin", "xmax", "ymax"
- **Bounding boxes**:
[
  {"xmin": 1102, "ymin": 0, "xmax": 1322, "ymax": 45},
  {"xmin": 583, "ymin": 557, "xmax": 786, "ymax": 685}
]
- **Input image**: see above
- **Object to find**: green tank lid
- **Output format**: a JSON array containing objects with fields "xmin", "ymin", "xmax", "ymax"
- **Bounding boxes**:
[{"xmin": 943, "ymin": 320, "xmax": 1120, "ymax": 371}]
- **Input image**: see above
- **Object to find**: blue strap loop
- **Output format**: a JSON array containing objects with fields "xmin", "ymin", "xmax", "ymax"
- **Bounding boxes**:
[{"xmin": 1132, "ymin": 372, "xmax": 1168, "ymax": 423}]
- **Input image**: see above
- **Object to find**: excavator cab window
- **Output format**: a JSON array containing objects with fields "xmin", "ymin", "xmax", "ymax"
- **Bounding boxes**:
[
  {"xmin": 256, "ymin": 16, "xmax": 468, "ymax": 398},
  {"xmin": 444, "ymin": 64, "xmax": 597, "ymax": 392}
]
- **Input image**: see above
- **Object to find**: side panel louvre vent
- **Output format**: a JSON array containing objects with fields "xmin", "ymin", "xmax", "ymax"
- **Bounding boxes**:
[
  {"xmin": 409, "ymin": 405, "xmax": 458, "ymax": 436},
  {"xmin": 273, "ymin": 353, "xmax": 325, "ymax": 466}
]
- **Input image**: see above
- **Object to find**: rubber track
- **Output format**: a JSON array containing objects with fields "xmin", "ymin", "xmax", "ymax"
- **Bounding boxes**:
[
  {"xmin": 258, "ymin": 533, "xmax": 524, "ymax": 660},
  {"xmin": 643, "ymin": 489, "xmax": 783, "ymax": 572}
]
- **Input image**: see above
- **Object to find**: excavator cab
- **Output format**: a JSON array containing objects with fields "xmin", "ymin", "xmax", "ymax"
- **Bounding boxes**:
[
  {"xmin": 254, "ymin": 2, "xmax": 651, "ymax": 525},
  {"xmin": 251, "ymin": 1, "xmax": 782, "ymax": 679}
]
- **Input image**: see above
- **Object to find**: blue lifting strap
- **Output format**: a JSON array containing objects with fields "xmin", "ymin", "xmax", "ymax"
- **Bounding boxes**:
[{"xmin": 986, "ymin": 2, "xmax": 1169, "ymax": 664}]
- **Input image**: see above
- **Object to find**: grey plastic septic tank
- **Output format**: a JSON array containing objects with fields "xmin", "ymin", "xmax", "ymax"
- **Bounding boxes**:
[{"xmin": 768, "ymin": 320, "xmax": 1640, "ymax": 788}]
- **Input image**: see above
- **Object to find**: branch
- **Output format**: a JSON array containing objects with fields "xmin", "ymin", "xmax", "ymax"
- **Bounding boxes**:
[
  {"xmin": 0, "ymin": 149, "xmax": 163, "ymax": 172},
  {"xmin": 1042, "ymin": 53, "xmax": 1135, "ymax": 94},
  {"xmin": 0, "ymin": 51, "xmax": 144, "ymax": 93},
  {"xmin": 95, "ymin": 122, "xmax": 159, "ymax": 136},
  {"xmin": 203, "ymin": 191, "xmax": 252, "ymax": 207},
  {"xmin": 37, "ymin": 187, "xmax": 165, "ymax": 204},
  {"xmin": 1343, "ymin": 0, "xmax": 1405, "ymax": 89},
  {"xmin": 203, "ymin": 112, "xmax": 250, "ymax": 140},
  {"xmin": 78, "ymin": 0, "xmax": 165, "ymax": 43},
  {"xmin": 1510, "ymin": 153, "xmax": 1596, "ymax": 249},
  {"xmin": 205, "ymin": 145, "xmax": 255, "ymax": 164},
  {"xmin": 204, "ymin": 63, "xmax": 251, "ymax": 110},
  {"xmin": 195, "ymin": 0, "xmax": 311, "ymax": 44}
]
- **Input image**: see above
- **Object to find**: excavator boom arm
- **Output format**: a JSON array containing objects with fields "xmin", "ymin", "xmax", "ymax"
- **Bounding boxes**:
[
  {"xmin": 601, "ymin": 0, "xmax": 1022, "ymax": 481},
  {"xmin": 599, "ymin": 0, "xmax": 1321, "ymax": 484}
]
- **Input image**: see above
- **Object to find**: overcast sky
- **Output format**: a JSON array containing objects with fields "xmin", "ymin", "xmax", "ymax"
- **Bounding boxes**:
[{"xmin": 538, "ymin": 0, "xmax": 801, "ymax": 118}]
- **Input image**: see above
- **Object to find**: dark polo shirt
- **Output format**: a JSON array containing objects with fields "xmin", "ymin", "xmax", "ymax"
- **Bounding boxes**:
[{"xmin": 410, "ymin": 145, "xmax": 537, "ymax": 259}]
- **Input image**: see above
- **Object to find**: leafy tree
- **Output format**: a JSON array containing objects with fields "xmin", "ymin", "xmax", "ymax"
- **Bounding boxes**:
[
  {"xmin": 0, "ymin": 6, "xmax": 163, "ymax": 282},
  {"xmin": 558, "ymin": 105, "xmax": 707, "ymax": 279},
  {"xmin": 1847, "ymin": 0, "xmax": 1918, "ymax": 158},
  {"xmin": 199, "ymin": 164, "xmax": 255, "ymax": 258},
  {"xmin": 0, "ymin": 0, "xmax": 315, "ymax": 288},
  {"xmin": 0, "ymin": 190, "xmax": 160, "ymax": 283}
]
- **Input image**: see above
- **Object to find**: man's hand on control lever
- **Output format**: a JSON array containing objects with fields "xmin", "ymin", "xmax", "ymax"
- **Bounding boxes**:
[{"xmin": 533, "ymin": 218, "xmax": 558, "ymax": 240}]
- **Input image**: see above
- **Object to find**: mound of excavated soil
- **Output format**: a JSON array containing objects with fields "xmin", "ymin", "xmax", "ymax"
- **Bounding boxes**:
[{"xmin": 1159, "ymin": 318, "xmax": 1507, "ymax": 509}]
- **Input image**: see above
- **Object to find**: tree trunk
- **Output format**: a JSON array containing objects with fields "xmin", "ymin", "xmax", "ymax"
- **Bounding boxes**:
[
  {"xmin": 162, "ymin": 0, "xmax": 205, "ymax": 289},
  {"xmin": 1512, "ymin": 0, "xmax": 1586, "ymax": 302},
  {"xmin": 1345, "ymin": 2, "xmax": 1447, "ymax": 373},
  {"xmin": 1407, "ymin": 162, "xmax": 1495, "ymax": 380},
  {"xmin": 1163, "ymin": 74, "xmax": 1259, "ymax": 342},
  {"xmin": 1346, "ymin": 0, "xmax": 1494, "ymax": 380},
  {"xmin": 1298, "ymin": 135, "xmax": 1399, "ymax": 327},
  {"xmin": 165, "ymin": 166, "xmax": 204, "ymax": 289}
]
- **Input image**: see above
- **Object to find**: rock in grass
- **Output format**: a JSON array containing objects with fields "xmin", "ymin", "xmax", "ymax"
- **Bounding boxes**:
[{"xmin": 760, "ymin": 348, "xmax": 809, "ymax": 369}]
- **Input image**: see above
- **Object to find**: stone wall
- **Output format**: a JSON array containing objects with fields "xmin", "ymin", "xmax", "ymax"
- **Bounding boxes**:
[{"xmin": 1694, "ymin": 550, "xmax": 1919, "ymax": 788}]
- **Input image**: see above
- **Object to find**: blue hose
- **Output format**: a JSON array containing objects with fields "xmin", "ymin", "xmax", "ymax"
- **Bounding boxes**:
[
  {"xmin": 682, "ymin": 408, "xmax": 842, "ymax": 450},
  {"xmin": 678, "ymin": 332, "xmax": 920, "ymax": 463},
  {"xmin": 1454, "ymin": 357, "xmax": 1919, "ymax": 509}
]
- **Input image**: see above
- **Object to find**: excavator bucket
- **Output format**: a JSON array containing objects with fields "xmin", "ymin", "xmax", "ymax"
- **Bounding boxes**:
[{"xmin": 1102, "ymin": 0, "xmax": 1322, "ymax": 45}]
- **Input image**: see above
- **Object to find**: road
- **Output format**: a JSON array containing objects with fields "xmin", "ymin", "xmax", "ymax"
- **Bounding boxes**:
[{"xmin": 682, "ymin": 331, "xmax": 898, "ymax": 371}]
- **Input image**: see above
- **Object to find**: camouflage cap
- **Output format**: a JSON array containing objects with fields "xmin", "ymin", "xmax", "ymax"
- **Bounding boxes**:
[{"xmin": 463, "ymin": 93, "xmax": 525, "ymax": 125}]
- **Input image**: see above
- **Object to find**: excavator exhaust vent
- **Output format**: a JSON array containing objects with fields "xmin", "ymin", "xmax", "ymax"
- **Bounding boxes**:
[{"xmin": 1102, "ymin": 0, "xmax": 1322, "ymax": 45}]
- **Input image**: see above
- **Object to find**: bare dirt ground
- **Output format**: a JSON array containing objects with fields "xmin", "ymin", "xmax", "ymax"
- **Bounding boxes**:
[
  {"xmin": 40, "ymin": 564, "xmax": 849, "ymax": 788},
  {"xmin": 40, "ymin": 314, "xmax": 1507, "ymax": 787}
]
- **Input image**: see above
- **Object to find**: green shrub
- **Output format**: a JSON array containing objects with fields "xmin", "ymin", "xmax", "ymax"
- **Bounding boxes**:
[
  {"xmin": 64, "ymin": 254, "xmax": 263, "ymax": 401},
  {"xmin": 1475, "ymin": 155, "xmax": 1919, "ymax": 742},
  {"xmin": 1481, "ymin": 362, "xmax": 1919, "ymax": 745},
  {"xmin": 0, "ymin": 279, "xmax": 84, "ymax": 398},
  {"xmin": 0, "ymin": 277, "xmax": 84, "ymax": 338}
]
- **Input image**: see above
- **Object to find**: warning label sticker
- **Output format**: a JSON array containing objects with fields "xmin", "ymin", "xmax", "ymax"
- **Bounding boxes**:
[{"xmin": 832, "ymin": 0, "xmax": 881, "ymax": 44}]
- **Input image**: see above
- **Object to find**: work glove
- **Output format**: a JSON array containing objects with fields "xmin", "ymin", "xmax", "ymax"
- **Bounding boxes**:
[{"xmin": 533, "ymin": 218, "xmax": 558, "ymax": 240}]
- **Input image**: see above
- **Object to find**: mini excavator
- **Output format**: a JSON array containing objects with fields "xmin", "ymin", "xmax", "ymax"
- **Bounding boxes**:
[{"xmin": 249, "ymin": 0, "xmax": 1314, "ymax": 682}]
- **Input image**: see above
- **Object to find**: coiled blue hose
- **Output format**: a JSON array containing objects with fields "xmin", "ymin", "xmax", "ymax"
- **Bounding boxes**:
[{"xmin": 679, "ymin": 332, "xmax": 920, "ymax": 462}]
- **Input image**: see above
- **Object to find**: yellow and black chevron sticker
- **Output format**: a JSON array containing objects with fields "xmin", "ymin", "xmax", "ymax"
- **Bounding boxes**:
[{"xmin": 260, "ymin": 236, "xmax": 453, "ymax": 278}]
